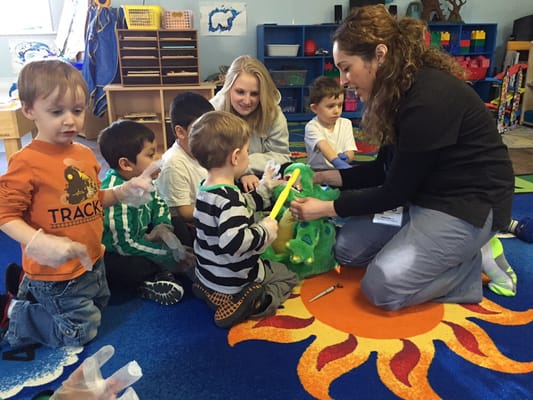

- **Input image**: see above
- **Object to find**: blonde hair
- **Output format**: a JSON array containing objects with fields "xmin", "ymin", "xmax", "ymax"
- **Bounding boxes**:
[
  {"xmin": 217, "ymin": 55, "xmax": 281, "ymax": 138},
  {"xmin": 333, "ymin": 5, "xmax": 466, "ymax": 146},
  {"xmin": 189, "ymin": 110, "xmax": 250, "ymax": 169},
  {"xmin": 17, "ymin": 59, "xmax": 89, "ymax": 108}
]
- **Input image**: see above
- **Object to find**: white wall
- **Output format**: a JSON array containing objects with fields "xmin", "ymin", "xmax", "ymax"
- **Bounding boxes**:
[{"xmin": 0, "ymin": 0, "xmax": 531, "ymax": 84}]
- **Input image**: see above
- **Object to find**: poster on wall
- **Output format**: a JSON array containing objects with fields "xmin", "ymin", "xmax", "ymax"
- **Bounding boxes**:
[
  {"xmin": 9, "ymin": 40, "xmax": 58, "ymax": 74},
  {"xmin": 199, "ymin": 3, "xmax": 247, "ymax": 36}
]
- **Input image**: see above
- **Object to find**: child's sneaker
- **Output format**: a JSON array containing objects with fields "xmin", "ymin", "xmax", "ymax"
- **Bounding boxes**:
[
  {"xmin": 214, "ymin": 283, "xmax": 265, "ymax": 329},
  {"xmin": 138, "ymin": 273, "xmax": 184, "ymax": 305},
  {"xmin": 1, "ymin": 293, "xmax": 13, "ymax": 329},
  {"xmin": 5, "ymin": 263, "xmax": 23, "ymax": 297},
  {"xmin": 192, "ymin": 280, "xmax": 233, "ymax": 311}
]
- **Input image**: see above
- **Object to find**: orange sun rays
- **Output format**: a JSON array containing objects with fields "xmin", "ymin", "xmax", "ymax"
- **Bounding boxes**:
[{"xmin": 228, "ymin": 268, "xmax": 533, "ymax": 400}]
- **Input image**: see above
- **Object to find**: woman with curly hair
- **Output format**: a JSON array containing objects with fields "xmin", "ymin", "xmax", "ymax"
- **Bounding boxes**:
[
  {"xmin": 210, "ymin": 55, "xmax": 291, "ymax": 192},
  {"xmin": 289, "ymin": 5, "xmax": 516, "ymax": 310}
]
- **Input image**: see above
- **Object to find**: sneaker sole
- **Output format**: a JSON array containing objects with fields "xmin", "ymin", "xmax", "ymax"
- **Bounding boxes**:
[
  {"xmin": 139, "ymin": 281, "xmax": 184, "ymax": 305},
  {"xmin": 192, "ymin": 281, "xmax": 233, "ymax": 311},
  {"xmin": 214, "ymin": 284, "xmax": 264, "ymax": 329}
]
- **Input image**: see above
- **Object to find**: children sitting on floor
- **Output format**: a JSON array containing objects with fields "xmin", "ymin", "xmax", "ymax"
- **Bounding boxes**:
[
  {"xmin": 189, "ymin": 110, "xmax": 299, "ymax": 328},
  {"xmin": 304, "ymin": 76, "xmax": 358, "ymax": 170},
  {"xmin": 98, "ymin": 119, "xmax": 196, "ymax": 305},
  {"xmin": 155, "ymin": 92, "xmax": 214, "ymax": 247}
]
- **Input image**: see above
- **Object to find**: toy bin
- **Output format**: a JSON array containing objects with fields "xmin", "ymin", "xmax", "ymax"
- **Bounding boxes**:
[
  {"xmin": 270, "ymin": 70, "xmax": 307, "ymax": 86},
  {"xmin": 163, "ymin": 10, "xmax": 193, "ymax": 29},
  {"xmin": 122, "ymin": 5, "xmax": 162, "ymax": 30},
  {"xmin": 267, "ymin": 44, "xmax": 300, "ymax": 57},
  {"xmin": 280, "ymin": 97, "xmax": 297, "ymax": 113}
]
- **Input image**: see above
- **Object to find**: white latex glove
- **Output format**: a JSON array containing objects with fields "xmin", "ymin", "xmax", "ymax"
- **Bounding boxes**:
[
  {"xmin": 144, "ymin": 224, "xmax": 186, "ymax": 261},
  {"xmin": 50, "ymin": 345, "xmax": 142, "ymax": 400},
  {"xmin": 259, "ymin": 216, "xmax": 278, "ymax": 247},
  {"xmin": 258, "ymin": 160, "xmax": 281, "ymax": 191},
  {"xmin": 113, "ymin": 160, "xmax": 161, "ymax": 207},
  {"xmin": 25, "ymin": 229, "xmax": 93, "ymax": 270}
]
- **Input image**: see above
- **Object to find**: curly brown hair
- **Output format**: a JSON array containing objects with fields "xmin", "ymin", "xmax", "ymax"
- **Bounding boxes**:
[{"xmin": 333, "ymin": 5, "xmax": 466, "ymax": 146}]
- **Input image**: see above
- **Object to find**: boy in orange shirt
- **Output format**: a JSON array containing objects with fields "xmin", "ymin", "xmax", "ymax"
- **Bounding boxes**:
[{"xmin": 0, "ymin": 60, "xmax": 157, "ymax": 348}]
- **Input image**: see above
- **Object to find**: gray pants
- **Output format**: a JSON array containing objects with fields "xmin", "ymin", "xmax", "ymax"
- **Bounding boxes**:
[
  {"xmin": 335, "ymin": 205, "xmax": 493, "ymax": 311},
  {"xmin": 254, "ymin": 260, "xmax": 299, "ymax": 318}
]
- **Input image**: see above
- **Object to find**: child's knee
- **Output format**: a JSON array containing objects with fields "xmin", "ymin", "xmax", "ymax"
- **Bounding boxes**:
[{"xmin": 58, "ymin": 308, "xmax": 102, "ymax": 346}]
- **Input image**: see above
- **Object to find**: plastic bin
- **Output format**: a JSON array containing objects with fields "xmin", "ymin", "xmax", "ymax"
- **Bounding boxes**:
[
  {"xmin": 270, "ymin": 70, "xmax": 307, "ymax": 86},
  {"xmin": 163, "ymin": 10, "xmax": 193, "ymax": 29},
  {"xmin": 267, "ymin": 44, "xmax": 299, "ymax": 57},
  {"xmin": 280, "ymin": 97, "xmax": 297, "ymax": 113},
  {"xmin": 122, "ymin": 5, "xmax": 162, "ymax": 30}
]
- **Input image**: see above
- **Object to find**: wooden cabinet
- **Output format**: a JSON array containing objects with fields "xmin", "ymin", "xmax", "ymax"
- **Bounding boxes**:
[
  {"xmin": 257, "ymin": 24, "xmax": 363, "ymax": 122},
  {"xmin": 117, "ymin": 29, "xmax": 200, "ymax": 86},
  {"xmin": 104, "ymin": 84, "xmax": 216, "ymax": 152}
]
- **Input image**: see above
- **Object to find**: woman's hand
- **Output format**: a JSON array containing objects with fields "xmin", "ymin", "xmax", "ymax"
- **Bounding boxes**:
[
  {"xmin": 240, "ymin": 174, "xmax": 260, "ymax": 192},
  {"xmin": 313, "ymin": 170, "xmax": 343, "ymax": 187},
  {"xmin": 289, "ymin": 197, "xmax": 337, "ymax": 222}
]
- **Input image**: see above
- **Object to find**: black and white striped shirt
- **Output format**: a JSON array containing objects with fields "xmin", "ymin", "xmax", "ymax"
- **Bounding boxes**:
[{"xmin": 193, "ymin": 183, "xmax": 272, "ymax": 294}]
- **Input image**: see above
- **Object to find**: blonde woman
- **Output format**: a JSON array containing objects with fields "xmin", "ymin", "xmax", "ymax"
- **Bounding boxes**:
[{"xmin": 210, "ymin": 55, "xmax": 291, "ymax": 192}]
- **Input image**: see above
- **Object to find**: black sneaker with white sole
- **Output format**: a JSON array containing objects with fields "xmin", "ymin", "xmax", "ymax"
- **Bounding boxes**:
[{"xmin": 138, "ymin": 279, "xmax": 184, "ymax": 306}]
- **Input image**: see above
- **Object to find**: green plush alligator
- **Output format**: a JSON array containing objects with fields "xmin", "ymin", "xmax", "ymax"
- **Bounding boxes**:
[{"xmin": 262, "ymin": 163, "xmax": 340, "ymax": 278}]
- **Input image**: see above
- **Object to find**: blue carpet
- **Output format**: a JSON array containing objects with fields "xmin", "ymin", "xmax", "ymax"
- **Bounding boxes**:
[{"xmin": 1, "ymin": 194, "xmax": 533, "ymax": 399}]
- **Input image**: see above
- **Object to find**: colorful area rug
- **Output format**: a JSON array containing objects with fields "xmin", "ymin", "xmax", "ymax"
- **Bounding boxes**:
[
  {"xmin": 230, "ymin": 267, "xmax": 533, "ymax": 399},
  {"xmin": 515, "ymin": 174, "xmax": 533, "ymax": 193},
  {"xmin": 1, "ymin": 187, "xmax": 532, "ymax": 399}
]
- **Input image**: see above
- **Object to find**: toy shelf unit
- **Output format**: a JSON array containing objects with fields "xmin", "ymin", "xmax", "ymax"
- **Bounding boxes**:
[
  {"xmin": 257, "ymin": 24, "xmax": 362, "ymax": 122},
  {"xmin": 104, "ymin": 84, "xmax": 216, "ymax": 152},
  {"xmin": 427, "ymin": 22, "xmax": 497, "ymax": 101},
  {"xmin": 116, "ymin": 29, "xmax": 200, "ymax": 86},
  {"xmin": 519, "ymin": 41, "xmax": 533, "ymax": 127}
]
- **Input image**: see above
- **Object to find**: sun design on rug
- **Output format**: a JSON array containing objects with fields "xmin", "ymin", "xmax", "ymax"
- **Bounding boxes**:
[{"xmin": 228, "ymin": 268, "xmax": 533, "ymax": 400}]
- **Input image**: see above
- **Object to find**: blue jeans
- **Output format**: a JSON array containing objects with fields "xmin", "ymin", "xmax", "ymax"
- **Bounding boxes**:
[{"xmin": 5, "ymin": 259, "xmax": 110, "ymax": 348}]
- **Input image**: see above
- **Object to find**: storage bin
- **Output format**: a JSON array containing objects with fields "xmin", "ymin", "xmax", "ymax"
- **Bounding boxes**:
[
  {"xmin": 267, "ymin": 44, "xmax": 299, "ymax": 57},
  {"xmin": 270, "ymin": 70, "xmax": 307, "ymax": 86},
  {"xmin": 122, "ymin": 5, "xmax": 162, "ymax": 30},
  {"xmin": 280, "ymin": 97, "xmax": 297, "ymax": 113},
  {"xmin": 163, "ymin": 10, "xmax": 193, "ymax": 29},
  {"xmin": 466, "ymin": 67, "xmax": 488, "ymax": 80}
]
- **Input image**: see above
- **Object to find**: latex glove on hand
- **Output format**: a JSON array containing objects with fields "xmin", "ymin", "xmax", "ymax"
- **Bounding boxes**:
[
  {"xmin": 25, "ymin": 228, "xmax": 93, "ymax": 270},
  {"xmin": 331, "ymin": 157, "xmax": 352, "ymax": 170},
  {"xmin": 259, "ymin": 216, "xmax": 278, "ymax": 247},
  {"xmin": 337, "ymin": 152, "xmax": 349, "ymax": 162},
  {"xmin": 258, "ymin": 160, "xmax": 281, "ymax": 191},
  {"xmin": 50, "ymin": 345, "xmax": 142, "ymax": 400},
  {"xmin": 113, "ymin": 160, "xmax": 161, "ymax": 207},
  {"xmin": 175, "ymin": 246, "xmax": 197, "ymax": 279},
  {"xmin": 144, "ymin": 224, "xmax": 187, "ymax": 261}
]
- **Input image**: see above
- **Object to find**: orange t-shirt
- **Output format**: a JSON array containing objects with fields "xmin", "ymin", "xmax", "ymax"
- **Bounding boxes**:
[{"xmin": 0, "ymin": 140, "xmax": 105, "ymax": 281}]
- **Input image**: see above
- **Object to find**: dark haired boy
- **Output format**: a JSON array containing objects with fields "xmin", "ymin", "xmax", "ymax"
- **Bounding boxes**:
[
  {"xmin": 155, "ymin": 92, "xmax": 214, "ymax": 247},
  {"xmin": 99, "ymin": 119, "xmax": 195, "ymax": 305}
]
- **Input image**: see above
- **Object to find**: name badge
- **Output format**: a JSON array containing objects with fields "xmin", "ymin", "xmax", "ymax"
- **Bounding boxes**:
[{"xmin": 372, "ymin": 206, "xmax": 403, "ymax": 227}]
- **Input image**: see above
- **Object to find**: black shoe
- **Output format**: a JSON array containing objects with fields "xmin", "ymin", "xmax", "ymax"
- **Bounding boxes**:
[
  {"xmin": 214, "ymin": 283, "xmax": 265, "ymax": 329},
  {"xmin": 1, "ymin": 293, "xmax": 12, "ymax": 329},
  {"xmin": 5, "ymin": 263, "xmax": 23, "ymax": 297},
  {"xmin": 138, "ymin": 277, "xmax": 184, "ymax": 306}
]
